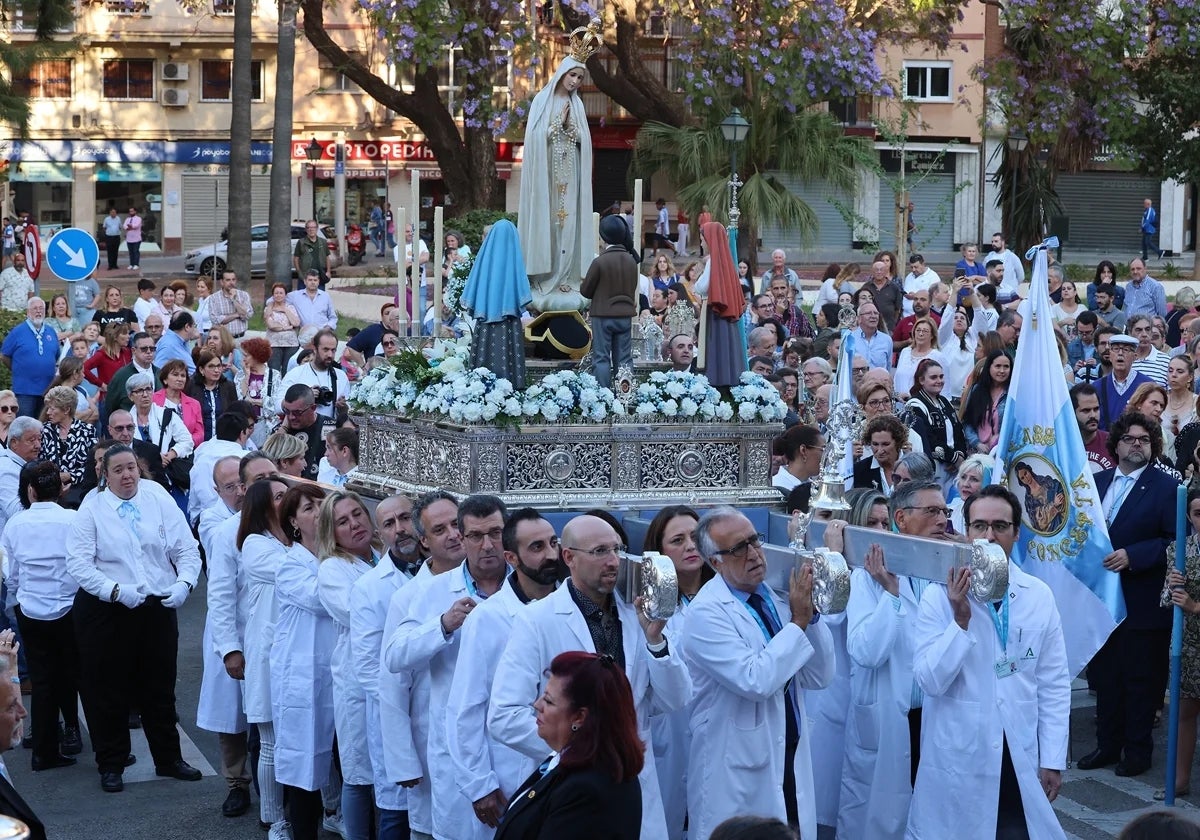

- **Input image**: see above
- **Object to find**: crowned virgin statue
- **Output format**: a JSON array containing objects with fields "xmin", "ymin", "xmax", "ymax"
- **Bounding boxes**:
[{"xmin": 517, "ymin": 19, "xmax": 600, "ymax": 314}]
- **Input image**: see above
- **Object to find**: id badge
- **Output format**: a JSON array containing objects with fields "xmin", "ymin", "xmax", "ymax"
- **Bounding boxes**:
[{"xmin": 994, "ymin": 657, "xmax": 1018, "ymax": 679}]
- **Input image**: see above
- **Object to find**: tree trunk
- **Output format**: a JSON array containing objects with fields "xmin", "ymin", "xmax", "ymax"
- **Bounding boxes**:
[
  {"xmin": 299, "ymin": 0, "xmax": 499, "ymax": 213},
  {"xmin": 226, "ymin": 0, "xmax": 254, "ymax": 282},
  {"xmin": 267, "ymin": 0, "xmax": 298, "ymax": 298}
]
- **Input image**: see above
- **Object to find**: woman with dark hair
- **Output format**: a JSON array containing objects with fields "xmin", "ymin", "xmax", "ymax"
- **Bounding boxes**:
[
  {"xmin": 186, "ymin": 349, "xmax": 239, "ymax": 442},
  {"xmin": 1088, "ymin": 259, "xmax": 1122, "ymax": 310},
  {"xmin": 854, "ymin": 286, "xmax": 875, "ymax": 309},
  {"xmin": 263, "ymin": 282, "xmax": 301, "ymax": 374},
  {"xmin": 904, "ymin": 360, "xmax": 968, "ymax": 488},
  {"xmin": 153, "ymin": 359, "xmax": 203, "ymax": 448},
  {"xmin": 238, "ymin": 478, "xmax": 291, "ymax": 836},
  {"xmin": 961, "ymin": 349, "xmax": 1011, "ymax": 453},
  {"xmin": 83, "ymin": 322, "xmax": 131, "ymax": 400},
  {"xmin": 271, "ymin": 484, "xmax": 334, "ymax": 840},
  {"xmin": 812, "ymin": 302, "xmax": 843, "ymax": 359},
  {"xmin": 494, "ymin": 651, "xmax": 643, "ymax": 840},
  {"xmin": 814, "ymin": 263, "xmax": 844, "ymax": 307},
  {"xmin": 772, "ymin": 423, "xmax": 825, "ymax": 500}
]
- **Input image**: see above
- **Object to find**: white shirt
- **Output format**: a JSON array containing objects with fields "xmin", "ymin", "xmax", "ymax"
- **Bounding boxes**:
[
  {"xmin": 279, "ymin": 362, "xmax": 350, "ymax": 420},
  {"xmin": 393, "ymin": 239, "xmax": 431, "ymax": 286},
  {"xmin": 1103, "ymin": 464, "xmax": 1147, "ymax": 522},
  {"xmin": 0, "ymin": 449, "xmax": 26, "ymax": 538},
  {"xmin": 188, "ymin": 438, "xmax": 248, "ymax": 525},
  {"xmin": 1132, "ymin": 346, "xmax": 1170, "ymax": 386},
  {"xmin": 131, "ymin": 402, "xmax": 195, "ymax": 457},
  {"xmin": 66, "ymin": 480, "xmax": 201, "ymax": 600},
  {"xmin": 988, "ymin": 249, "xmax": 1024, "ymax": 297},
  {"xmin": 132, "ymin": 297, "xmax": 156, "ymax": 330},
  {"xmin": 902, "ymin": 268, "xmax": 941, "ymax": 316},
  {"xmin": 0, "ymin": 502, "xmax": 79, "ymax": 620}
]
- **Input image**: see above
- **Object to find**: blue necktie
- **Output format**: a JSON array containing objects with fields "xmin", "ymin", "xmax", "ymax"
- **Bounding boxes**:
[
  {"xmin": 118, "ymin": 500, "xmax": 141, "ymax": 536},
  {"xmin": 747, "ymin": 592, "xmax": 801, "ymax": 741}
]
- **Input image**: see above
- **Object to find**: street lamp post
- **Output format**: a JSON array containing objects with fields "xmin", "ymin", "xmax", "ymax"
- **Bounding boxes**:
[
  {"xmin": 1006, "ymin": 128, "xmax": 1029, "ymax": 245},
  {"xmin": 719, "ymin": 108, "xmax": 751, "ymax": 265},
  {"xmin": 305, "ymin": 137, "xmax": 322, "ymax": 222}
]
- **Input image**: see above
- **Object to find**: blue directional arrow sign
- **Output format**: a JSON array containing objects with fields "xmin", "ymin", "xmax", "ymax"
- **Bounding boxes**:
[{"xmin": 46, "ymin": 227, "xmax": 101, "ymax": 282}]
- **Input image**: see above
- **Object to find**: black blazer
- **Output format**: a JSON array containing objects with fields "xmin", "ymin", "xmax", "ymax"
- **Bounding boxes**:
[
  {"xmin": 1095, "ymin": 465, "xmax": 1180, "ymax": 630},
  {"xmin": 0, "ymin": 774, "xmax": 46, "ymax": 840},
  {"xmin": 852, "ymin": 456, "xmax": 885, "ymax": 491},
  {"xmin": 495, "ymin": 761, "xmax": 641, "ymax": 840}
]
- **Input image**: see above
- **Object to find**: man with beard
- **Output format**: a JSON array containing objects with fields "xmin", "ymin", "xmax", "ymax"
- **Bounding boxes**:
[
  {"xmin": 349, "ymin": 494, "xmax": 424, "ymax": 837},
  {"xmin": 1, "ymin": 297, "xmax": 59, "ymax": 417},
  {"xmin": 1079, "ymin": 413, "xmax": 1179, "ymax": 778},
  {"xmin": 277, "ymin": 385, "xmax": 331, "ymax": 480},
  {"xmin": 279, "ymin": 329, "xmax": 349, "ymax": 420},
  {"xmin": 386, "ymin": 495, "xmax": 511, "ymax": 840},
  {"xmin": 446, "ymin": 508, "xmax": 560, "ymax": 836},
  {"xmin": 489, "ymin": 514, "xmax": 693, "ymax": 840},
  {"xmin": 1071, "ymin": 384, "xmax": 1113, "ymax": 473},
  {"xmin": 378, "ymin": 491, "xmax": 464, "ymax": 840}
]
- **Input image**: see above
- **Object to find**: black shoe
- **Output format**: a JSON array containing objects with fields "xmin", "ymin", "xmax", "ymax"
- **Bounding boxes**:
[
  {"xmin": 1116, "ymin": 759, "xmax": 1151, "ymax": 777},
  {"xmin": 124, "ymin": 754, "xmax": 137, "ymax": 767},
  {"xmin": 155, "ymin": 759, "xmax": 202, "ymax": 781},
  {"xmin": 59, "ymin": 724, "xmax": 82, "ymax": 756},
  {"xmin": 222, "ymin": 787, "xmax": 251, "ymax": 817},
  {"xmin": 100, "ymin": 771, "xmax": 123, "ymax": 793},
  {"xmin": 31, "ymin": 753, "xmax": 76, "ymax": 771},
  {"xmin": 1076, "ymin": 748, "xmax": 1120, "ymax": 770},
  {"xmin": 128, "ymin": 713, "xmax": 141, "ymax": 730}
]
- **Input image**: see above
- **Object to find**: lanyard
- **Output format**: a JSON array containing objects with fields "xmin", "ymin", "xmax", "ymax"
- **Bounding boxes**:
[
  {"xmin": 464, "ymin": 570, "xmax": 489, "ymax": 600},
  {"xmin": 26, "ymin": 321, "xmax": 44, "ymax": 356},
  {"xmin": 989, "ymin": 594, "xmax": 1009, "ymax": 652},
  {"xmin": 740, "ymin": 589, "xmax": 782, "ymax": 643}
]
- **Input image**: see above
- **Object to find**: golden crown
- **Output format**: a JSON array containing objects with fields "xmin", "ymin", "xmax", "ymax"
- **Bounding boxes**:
[{"xmin": 569, "ymin": 18, "xmax": 604, "ymax": 63}]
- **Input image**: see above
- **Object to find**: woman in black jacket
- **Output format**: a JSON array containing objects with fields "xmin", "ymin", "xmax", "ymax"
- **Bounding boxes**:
[
  {"xmin": 185, "ymin": 348, "xmax": 239, "ymax": 441},
  {"xmin": 903, "ymin": 358, "xmax": 968, "ymax": 489},
  {"xmin": 495, "ymin": 651, "xmax": 643, "ymax": 840}
]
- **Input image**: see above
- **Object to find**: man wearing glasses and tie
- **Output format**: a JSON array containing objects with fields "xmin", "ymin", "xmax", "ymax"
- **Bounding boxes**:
[{"xmin": 1079, "ymin": 411, "xmax": 1180, "ymax": 778}]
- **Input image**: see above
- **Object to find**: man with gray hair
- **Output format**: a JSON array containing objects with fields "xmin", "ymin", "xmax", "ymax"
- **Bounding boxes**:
[
  {"xmin": 748, "ymin": 326, "xmax": 777, "ymax": 361},
  {"xmin": 0, "ymin": 416, "xmax": 42, "ymax": 537},
  {"xmin": 889, "ymin": 479, "xmax": 952, "ymax": 541},
  {"xmin": 0, "ymin": 297, "xmax": 58, "ymax": 417},
  {"xmin": 802, "ymin": 358, "xmax": 833, "ymax": 391},
  {"xmin": 683, "ymin": 506, "xmax": 833, "ymax": 839},
  {"xmin": 759, "ymin": 248, "xmax": 801, "ymax": 295},
  {"xmin": 892, "ymin": 451, "xmax": 936, "ymax": 489}
]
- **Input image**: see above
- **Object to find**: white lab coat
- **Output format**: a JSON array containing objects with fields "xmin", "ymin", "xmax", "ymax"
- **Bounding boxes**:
[
  {"xmin": 196, "ymin": 509, "xmax": 247, "ymax": 735},
  {"xmin": 380, "ymin": 564, "xmax": 436, "ymax": 835},
  {"xmin": 839, "ymin": 570, "xmax": 922, "ymax": 840},
  {"xmin": 805, "ymin": 609, "xmax": 851, "ymax": 829},
  {"xmin": 317, "ymin": 553, "xmax": 375, "ymax": 786},
  {"xmin": 905, "ymin": 562, "xmax": 1069, "ymax": 840},
  {"xmin": 649, "ymin": 601, "xmax": 692, "ymax": 840},
  {"xmin": 445, "ymin": 577, "xmax": 539, "ymax": 840},
  {"xmin": 241, "ymin": 532, "xmax": 287, "ymax": 724},
  {"xmin": 271, "ymin": 542, "xmax": 336, "ymax": 791},
  {"xmin": 387, "ymin": 561, "xmax": 493, "ymax": 840},
  {"xmin": 187, "ymin": 438, "xmax": 247, "ymax": 525},
  {"xmin": 681, "ymin": 575, "xmax": 835, "ymax": 840},
  {"xmin": 349, "ymin": 557, "xmax": 414, "ymax": 813},
  {"xmin": 487, "ymin": 583, "xmax": 694, "ymax": 840}
]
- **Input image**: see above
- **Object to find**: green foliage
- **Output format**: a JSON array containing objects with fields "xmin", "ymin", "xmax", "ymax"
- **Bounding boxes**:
[
  {"xmin": 445, "ymin": 209, "xmax": 517, "ymax": 252},
  {"xmin": 0, "ymin": 309, "xmax": 31, "ymax": 391},
  {"xmin": 1062, "ymin": 264, "xmax": 1092, "ymax": 282},
  {"xmin": 388, "ymin": 345, "xmax": 442, "ymax": 389}
]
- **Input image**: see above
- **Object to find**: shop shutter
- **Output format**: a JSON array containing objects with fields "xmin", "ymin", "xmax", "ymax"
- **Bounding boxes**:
[
  {"xmin": 1053, "ymin": 172, "xmax": 1162, "ymax": 252},
  {"xmin": 181, "ymin": 173, "xmax": 272, "ymax": 250},
  {"xmin": 759, "ymin": 174, "xmax": 854, "ymax": 253},
  {"xmin": 878, "ymin": 173, "xmax": 955, "ymax": 253}
]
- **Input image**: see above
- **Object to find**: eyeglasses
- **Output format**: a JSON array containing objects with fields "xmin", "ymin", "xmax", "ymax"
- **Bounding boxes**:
[
  {"xmin": 968, "ymin": 520, "xmax": 1015, "ymax": 536},
  {"xmin": 382, "ymin": 341, "xmax": 397, "ymax": 348},
  {"xmin": 129, "ymin": 387, "xmax": 152, "ymax": 396},
  {"xmin": 135, "ymin": 344, "xmax": 155, "ymax": 352},
  {"xmin": 902, "ymin": 505, "xmax": 951, "ymax": 518},
  {"xmin": 0, "ymin": 406, "xmax": 16, "ymax": 414},
  {"xmin": 283, "ymin": 405, "xmax": 314, "ymax": 417},
  {"xmin": 463, "ymin": 527, "xmax": 503, "ymax": 546},
  {"xmin": 866, "ymin": 398, "xmax": 892, "ymax": 409},
  {"xmin": 565, "ymin": 543, "xmax": 625, "ymax": 559},
  {"xmin": 852, "ymin": 366, "xmax": 869, "ymax": 375},
  {"xmin": 217, "ymin": 480, "xmax": 245, "ymax": 494},
  {"xmin": 714, "ymin": 532, "xmax": 765, "ymax": 560},
  {"xmin": 110, "ymin": 423, "xmax": 134, "ymax": 432},
  {"xmin": 1119, "ymin": 434, "xmax": 1151, "ymax": 445}
]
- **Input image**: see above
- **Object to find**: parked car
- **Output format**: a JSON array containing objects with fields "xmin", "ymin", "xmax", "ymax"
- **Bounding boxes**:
[{"xmin": 183, "ymin": 221, "xmax": 341, "ymax": 277}]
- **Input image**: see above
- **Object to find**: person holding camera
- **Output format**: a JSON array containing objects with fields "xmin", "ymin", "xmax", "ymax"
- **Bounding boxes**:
[
  {"xmin": 279, "ymin": 329, "xmax": 349, "ymax": 421},
  {"xmin": 276, "ymin": 385, "xmax": 332, "ymax": 480}
]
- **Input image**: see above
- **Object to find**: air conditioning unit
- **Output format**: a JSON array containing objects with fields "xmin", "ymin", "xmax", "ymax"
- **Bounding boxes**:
[
  {"xmin": 161, "ymin": 88, "xmax": 190, "ymax": 107},
  {"xmin": 162, "ymin": 62, "xmax": 189, "ymax": 81}
]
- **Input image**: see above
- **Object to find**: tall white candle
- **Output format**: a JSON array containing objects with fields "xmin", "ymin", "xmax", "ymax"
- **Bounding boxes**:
[
  {"xmin": 432, "ymin": 206, "xmax": 444, "ymax": 336},
  {"xmin": 632, "ymin": 178, "xmax": 644, "ymax": 258}
]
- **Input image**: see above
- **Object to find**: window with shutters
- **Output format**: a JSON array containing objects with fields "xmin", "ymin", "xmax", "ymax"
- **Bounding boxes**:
[
  {"xmin": 13, "ymin": 60, "xmax": 72, "ymax": 99},
  {"xmin": 200, "ymin": 60, "xmax": 264, "ymax": 102},
  {"xmin": 103, "ymin": 59, "xmax": 155, "ymax": 100}
]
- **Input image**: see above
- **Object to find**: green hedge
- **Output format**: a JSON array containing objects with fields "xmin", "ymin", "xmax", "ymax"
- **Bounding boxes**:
[
  {"xmin": 445, "ymin": 210, "xmax": 518, "ymax": 252},
  {"xmin": 0, "ymin": 309, "xmax": 31, "ymax": 392}
]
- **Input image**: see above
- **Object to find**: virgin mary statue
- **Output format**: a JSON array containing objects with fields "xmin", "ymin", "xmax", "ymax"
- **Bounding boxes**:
[{"xmin": 518, "ymin": 38, "xmax": 596, "ymax": 314}]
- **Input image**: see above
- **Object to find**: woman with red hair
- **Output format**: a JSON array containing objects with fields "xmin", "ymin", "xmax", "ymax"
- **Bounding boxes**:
[
  {"xmin": 236, "ymin": 337, "xmax": 284, "ymax": 420},
  {"xmin": 494, "ymin": 651, "xmax": 643, "ymax": 840}
]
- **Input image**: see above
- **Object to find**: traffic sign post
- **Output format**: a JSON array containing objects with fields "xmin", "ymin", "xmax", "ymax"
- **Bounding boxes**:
[
  {"xmin": 22, "ymin": 227, "xmax": 41, "ymax": 281},
  {"xmin": 46, "ymin": 227, "xmax": 100, "ymax": 284}
]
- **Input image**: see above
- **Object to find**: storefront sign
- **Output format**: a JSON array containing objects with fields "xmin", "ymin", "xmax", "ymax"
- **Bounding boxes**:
[
  {"xmin": 73, "ymin": 141, "xmax": 162, "ymax": 163},
  {"xmin": 167, "ymin": 141, "xmax": 273, "ymax": 164},
  {"xmin": 312, "ymin": 168, "xmax": 387, "ymax": 179},
  {"xmin": 96, "ymin": 163, "xmax": 163, "ymax": 182},
  {"xmin": 879, "ymin": 148, "xmax": 955, "ymax": 176},
  {"xmin": 291, "ymin": 138, "xmax": 518, "ymax": 163},
  {"xmin": 5, "ymin": 139, "xmax": 272, "ymax": 164},
  {"xmin": 10, "ymin": 161, "xmax": 73, "ymax": 182}
]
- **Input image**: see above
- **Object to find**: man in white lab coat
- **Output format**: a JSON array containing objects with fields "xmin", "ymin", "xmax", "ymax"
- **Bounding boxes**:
[
  {"xmin": 387, "ymin": 495, "xmax": 510, "ymax": 840},
  {"xmin": 379, "ymin": 491, "xmax": 463, "ymax": 840},
  {"xmin": 488, "ymin": 514, "xmax": 692, "ymax": 840},
  {"xmin": 906, "ymin": 485, "xmax": 1070, "ymax": 840},
  {"xmin": 445, "ymin": 508, "xmax": 560, "ymax": 838},
  {"xmin": 349, "ymin": 494, "xmax": 423, "ymax": 838},
  {"xmin": 682, "ymin": 506, "xmax": 834, "ymax": 840}
]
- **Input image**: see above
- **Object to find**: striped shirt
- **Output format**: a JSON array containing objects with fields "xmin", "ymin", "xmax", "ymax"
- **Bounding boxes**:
[{"xmin": 1132, "ymin": 346, "xmax": 1169, "ymax": 386}]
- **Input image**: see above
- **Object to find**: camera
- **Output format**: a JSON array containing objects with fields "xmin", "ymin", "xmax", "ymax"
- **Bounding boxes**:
[{"xmin": 314, "ymin": 386, "xmax": 335, "ymax": 407}]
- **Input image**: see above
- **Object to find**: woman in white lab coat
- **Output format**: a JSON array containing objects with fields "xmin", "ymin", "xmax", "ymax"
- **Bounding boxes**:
[
  {"xmin": 643, "ymin": 505, "xmax": 710, "ymax": 840},
  {"xmin": 238, "ymin": 478, "xmax": 291, "ymax": 837},
  {"xmin": 271, "ymin": 484, "xmax": 334, "ymax": 840},
  {"xmin": 316, "ymin": 490, "xmax": 377, "ymax": 840},
  {"xmin": 834, "ymin": 492, "xmax": 923, "ymax": 840}
]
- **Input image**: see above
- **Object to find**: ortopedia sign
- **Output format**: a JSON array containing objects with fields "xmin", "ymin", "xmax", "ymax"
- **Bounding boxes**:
[{"xmin": 291, "ymin": 139, "xmax": 518, "ymax": 163}]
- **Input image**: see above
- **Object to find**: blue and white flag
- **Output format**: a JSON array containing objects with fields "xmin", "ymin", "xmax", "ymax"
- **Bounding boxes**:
[{"xmin": 994, "ymin": 238, "xmax": 1124, "ymax": 677}]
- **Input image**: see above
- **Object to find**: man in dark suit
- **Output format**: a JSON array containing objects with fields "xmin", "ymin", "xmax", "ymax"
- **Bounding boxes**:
[
  {"xmin": 1078, "ymin": 411, "xmax": 1179, "ymax": 777},
  {"xmin": 0, "ymin": 654, "xmax": 47, "ymax": 840}
]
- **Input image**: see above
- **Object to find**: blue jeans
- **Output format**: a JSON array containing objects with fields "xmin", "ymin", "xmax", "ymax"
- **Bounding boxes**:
[
  {"xmin": 0, "ymin": 583, "xmax": 27, "ymax": 680},
  {"xmin": 377, "ymin": 807, "xmax": 409, "ymax": 839},
  {"xmin": 341, "ymin": 782, "xmax": 375, "ymax": 840},
  {"xmin": 1142, "ymin": 230, "xmax": 1157, "ymax": 260},
  {"xmin": 589, "ymin": 316, "xmax": 632, "ymax": 388},
  {"xmin": 370, "ymin": 227, "xmax": 384, "ymax": 254},
  {"xmin": 127, "ymin": 240, "xmax": 141, "ymax": 268}
]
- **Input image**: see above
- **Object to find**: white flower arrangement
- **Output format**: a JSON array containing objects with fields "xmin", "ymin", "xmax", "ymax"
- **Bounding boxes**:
[
  {"xmin": 444, "ymin": 254, "xmax": 474, "ymax": 314},
  {"xmin": 519, "ymin": 370, "xmax": 625, "ymax": 423},
  {"xmin": 413, "ymin": 367, "xmax": 524, "ymax": 425},
  {"xmin": 629, "ymin": 370, "xmax": 734, "ymax": 422},
  {"xmin": 730, "ymin": 371, "xmax": 790, "ymax": 422}
]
